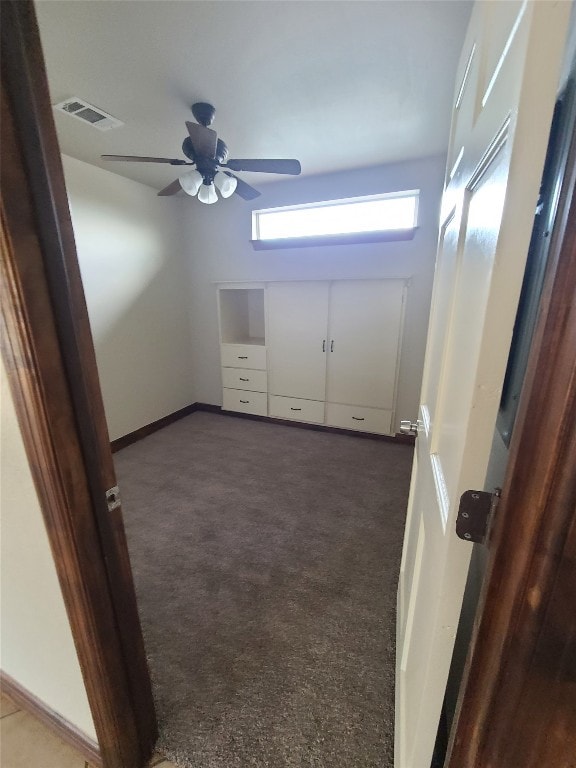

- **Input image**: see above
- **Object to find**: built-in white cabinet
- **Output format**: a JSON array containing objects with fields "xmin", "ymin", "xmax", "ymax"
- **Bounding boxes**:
[
  {"xmin": 221, "ymin": 367, "xmax": 267, "ymax": 393},
  {"xmin": 326, "ymin": 280, "xmax": 404, "ymax": 410},
  {"xmin": 218, "ymin": 280, "xmax": 405, "ymax": 435},
  {"xmin": 219, "ymin": 286, "xmax": 268, "ymax": 417},
  {"xmin": 222, "ymin": 388, "xmax": 267, "ymax": 416},
  {"xmin": 267, "ymin": 282, "xmax": 329, "ymax": 401},
  {"xmin": 269, "ymin": 394, "xmax": 325, "ymax": 424},
  {"xmin": 220, "ymin": 343, "xmax": 266, "ymax": 370},
  {"xmin": 219, "ymin": 287, "xmax": 266, "ymax": 346}
]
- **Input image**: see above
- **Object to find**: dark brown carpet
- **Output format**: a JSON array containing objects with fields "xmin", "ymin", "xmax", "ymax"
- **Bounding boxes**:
[{"xmin": 114, "ymin": 412, "xmax": 413, "ymax": 768}]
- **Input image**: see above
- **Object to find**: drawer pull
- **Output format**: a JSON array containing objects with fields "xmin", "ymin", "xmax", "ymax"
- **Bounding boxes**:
[
  {"xmin": 239, "ymin": 377, "xmax": 249, "ymax": 381},
  {"xmin": 330, "ymin": 340, "xmax": 334, "ymax": 352},
  {"xmin": 352, "ymin": 416, "xmax": 365, "ymax": 421},
  {"xmin": 238, "ymin": 356, "xmax": 248, "ymax": 360},
  {"xmin": 322, "ymin": 339, "xmax": 326, "ymax": 352},
  {"xmin": 290, "ymin": 407, "xmax": 302, "ymax": 411},
  {"xmin": 240, "ymin": 399, "xmax": 249, "ymax": 404}
]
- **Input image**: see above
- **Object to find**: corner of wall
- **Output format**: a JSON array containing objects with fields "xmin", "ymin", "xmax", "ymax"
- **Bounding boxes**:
[{"xmin": 0, "ymin": 359, "xmax": 97, "ymax": 741}]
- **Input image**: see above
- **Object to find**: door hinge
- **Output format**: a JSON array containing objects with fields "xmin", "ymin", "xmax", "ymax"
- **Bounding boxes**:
[
  {"xmin": 106, "ymin": 485, "xmax": 121, "ymax": 512},
  {"xmin": 456, "ymin": 488, "xmax": 501, "ymax": 545}
]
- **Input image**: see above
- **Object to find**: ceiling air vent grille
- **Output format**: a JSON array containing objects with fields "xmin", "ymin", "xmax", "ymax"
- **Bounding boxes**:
[{"xmin": 53, "ymin": 97, "xmax": 123, "ymax": 131}]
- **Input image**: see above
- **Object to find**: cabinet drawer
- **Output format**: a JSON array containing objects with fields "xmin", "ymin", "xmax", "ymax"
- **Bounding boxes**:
[
  {"xmin": 326, "ymin": 403, "xmax": 392, "ymax": 435},
  {"xmin": 222, "ymin": 388, "xmax": 268, "ymax": 416},
  {"xmin": 269, "ymin": 395, "xmax": 325, "ymax": 424},
  {"xmin": 221, "ymin": 344, "xmax": 266, "ymax": 370},
  {"xmin": 222, "ymin": 367, "xmax": 267, "ymax": 393}
]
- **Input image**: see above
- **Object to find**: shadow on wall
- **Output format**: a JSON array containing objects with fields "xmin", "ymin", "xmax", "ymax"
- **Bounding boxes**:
[
  {"xmin": 64, "ymin": 155, "xmax": 195, "ymax": 442},
  {"xmin": 70, "ymin": 195, "xmax": 166, "ymax": 338},
  {"xmin": 90, "ymin": 268, "xmax": 194, "ymax": 441}
]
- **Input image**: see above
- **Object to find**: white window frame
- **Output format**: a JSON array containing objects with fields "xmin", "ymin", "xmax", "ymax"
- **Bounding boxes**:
[{"xmin": 251, "ymin": 189, "xmax": 419, "ymax": 244}]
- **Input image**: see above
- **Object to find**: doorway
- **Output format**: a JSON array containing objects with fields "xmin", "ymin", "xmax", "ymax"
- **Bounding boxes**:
[{"xmin": 4, "ymin": 4, "xmax": 576, "ymax": 765}]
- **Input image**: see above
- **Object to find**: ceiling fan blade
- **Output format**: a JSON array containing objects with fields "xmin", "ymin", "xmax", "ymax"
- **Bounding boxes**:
[
  {"xmin": 102, "ymin": 154, "xmax": 190, "ymax": 165},
  {"xmin": 225, "ymin": 173, "xmax": 261, "ymax": 201},
  {"xmin": 186, "ymin": 122, "xmax": 217, "ymax": 159},
  {"xmin": 157, "ymin": 179, "xmax": 182, "ymax": 196},
  {"xmin": 224, "ymin": 159, "xmax": 301, "ymax": 175}
]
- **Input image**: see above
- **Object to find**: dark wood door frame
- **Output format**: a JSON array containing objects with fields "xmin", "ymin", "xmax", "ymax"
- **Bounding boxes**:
[
  {"xmin": 446, "ymin": 87, "xmax": 576, "ymax": 765},
  {"xmin": 0, "ymin": 3, "xmax": 156, "ymax": 767}
]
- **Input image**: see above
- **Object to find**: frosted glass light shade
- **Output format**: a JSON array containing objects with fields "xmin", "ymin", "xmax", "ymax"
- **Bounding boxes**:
[
  {"xmin": 180, "ymin": 169, "xmax": 203, "ymax": 196},
  {"xmin": 214, "ymin": 172, "xmax": 237, "ymax": 199},
  {"xmin": 198, "ymin": 183, "xmax": 218, "ymax": 204}
]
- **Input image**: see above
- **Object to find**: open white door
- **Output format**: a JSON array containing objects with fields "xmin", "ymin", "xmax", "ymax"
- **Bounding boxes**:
[{"xmin": 395, "ymin": 2, "xmax": 570, "ymax": 767}]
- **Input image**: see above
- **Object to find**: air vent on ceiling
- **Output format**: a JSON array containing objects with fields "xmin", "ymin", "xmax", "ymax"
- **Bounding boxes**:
[{"xmin": 53, "ymin": 97, "xmax": 123, "ymax": 131}]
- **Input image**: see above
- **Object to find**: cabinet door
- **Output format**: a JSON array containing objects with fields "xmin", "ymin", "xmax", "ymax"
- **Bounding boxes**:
[
  {"xmin": 326, "ymin": 280, "xmax": 404, "ymax": 409},
  {"xmin": 267, "ymin": 282, "xmax": 329, "ymax": 400}
]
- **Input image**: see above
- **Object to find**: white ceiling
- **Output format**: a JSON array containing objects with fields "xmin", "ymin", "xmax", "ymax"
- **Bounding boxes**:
[{"xmin": 35, "ymin": 0, "xmax": 472, "ymax": 192}]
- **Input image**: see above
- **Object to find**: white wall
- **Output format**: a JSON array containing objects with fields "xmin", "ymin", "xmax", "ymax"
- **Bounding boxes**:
[
  {"xmin": 0, "ymin": 361, "xmax": 97, "ymax": 741},
  {"xmin": 181, "ymin": 155, "xmax": 445, "ymax": 430},
  {"xmin": 63, "ymin": 155, "xmax": 194, "ymax": 440}
]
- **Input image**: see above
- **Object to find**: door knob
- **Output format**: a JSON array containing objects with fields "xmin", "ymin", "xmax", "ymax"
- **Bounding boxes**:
[{"xmin": 400, "ymin": 420, "xmax": 419, "ymax": 435}]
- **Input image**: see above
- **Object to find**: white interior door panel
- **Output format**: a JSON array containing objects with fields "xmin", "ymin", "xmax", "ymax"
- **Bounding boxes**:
[{"xmin": 395, "ymin": 2, "xmax": 570, "ymax": 766}]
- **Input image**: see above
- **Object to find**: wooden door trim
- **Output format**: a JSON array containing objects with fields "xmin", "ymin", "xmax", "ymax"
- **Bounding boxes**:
[
  {"xmin": 447, "ymin": 92, "xmax": 576, "ymax": 766},
  {"xmin": 0, "ymin": 3, "xmax": 156, "ymax": 766}
]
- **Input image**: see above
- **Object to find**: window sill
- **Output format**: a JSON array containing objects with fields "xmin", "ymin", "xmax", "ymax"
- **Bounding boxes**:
[{"xmin": 250, "ymin": 228, "xmax": 418, "ymax": 250}]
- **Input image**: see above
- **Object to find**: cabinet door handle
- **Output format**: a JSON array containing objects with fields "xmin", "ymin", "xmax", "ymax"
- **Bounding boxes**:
[
  {"xmin": 330, "ymin": 340, "xmax": 334, "ymax": 352},
  {"xmin": 238, "ymin": 356, "xmax": 248, "ymax": 360},
  {"xmin": 290, "ymin": 407, "xmax": 302, "ymax": 411},
  {"xmin": 322, "ymin": 339, "xmax": 326, "ymax": 352},
  {"xmin": 240, "ymin": 400, "xmax": 249, "ymax": 404},
  {"xmin": 239, "ymin": 377, "xmax": 249, "ymax": 381},
  {"xmin": 352, "ymin": 416, "xmax": 365, "ymax": 421}
]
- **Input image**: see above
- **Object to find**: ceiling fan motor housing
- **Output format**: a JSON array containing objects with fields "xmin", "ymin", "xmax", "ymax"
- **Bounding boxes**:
[
  {"xmin": 182, "ymin": 135, "xmax": 229, "ymax": 185},
  {"xmin": 191, "ymin": 102, "xmax": 216, "ymax": 127}
]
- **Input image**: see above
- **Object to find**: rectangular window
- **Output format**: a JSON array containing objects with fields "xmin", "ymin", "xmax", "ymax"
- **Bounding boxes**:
[{"xmin": 252, "ymin": 190, "xmax": 419, "ymax": 245}]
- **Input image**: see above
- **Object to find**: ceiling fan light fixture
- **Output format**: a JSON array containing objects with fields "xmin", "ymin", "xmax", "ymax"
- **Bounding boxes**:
[
  {"xmin": 198, "ymin": 182, "xmax": 218, "ymax": 204},
  {"xmin": 214, "ymin": 172, "xmax": 237, "ymax": 199},
  {"xmin": 180, "ymin": 169, "xmax": 203, "ymax": 196},
  {"xmin": 103, "ymin": 102, "xmax": 300, "ymax": 203}
]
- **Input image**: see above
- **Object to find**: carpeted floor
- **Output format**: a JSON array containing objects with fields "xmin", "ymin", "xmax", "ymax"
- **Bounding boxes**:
[{"xmin": 114, "ymin": 412, "xmax": 413, "ymax": 768}]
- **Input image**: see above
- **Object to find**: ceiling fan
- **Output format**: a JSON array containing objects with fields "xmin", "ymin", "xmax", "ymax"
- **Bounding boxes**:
[{"xmin": 101, "ymin": 102, "xmax": 301, "ymax": 203}]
